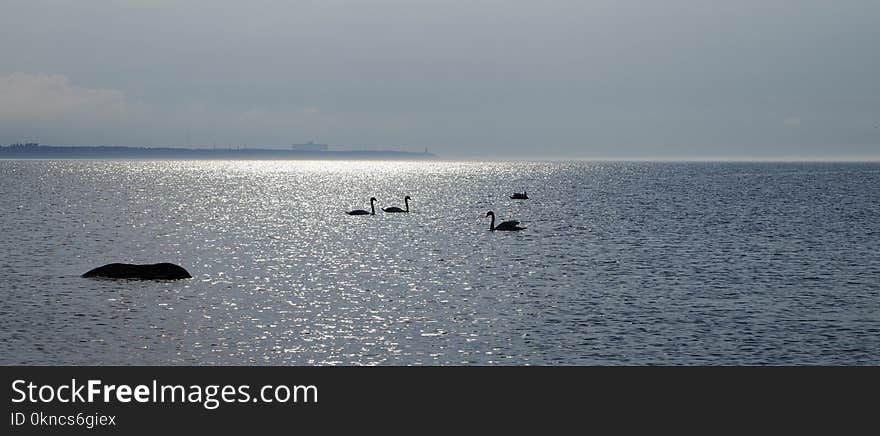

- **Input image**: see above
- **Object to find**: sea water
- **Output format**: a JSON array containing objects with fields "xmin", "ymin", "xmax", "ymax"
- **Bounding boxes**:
[{"xmin": 1, "ymin": 160, "xmax": 878, "ymax": 364}]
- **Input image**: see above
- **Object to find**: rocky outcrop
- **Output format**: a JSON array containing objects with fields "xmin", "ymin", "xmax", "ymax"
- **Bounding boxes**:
[{"xmin": 82, "ymin": 263, "xmax": 192, "ymax": 280}]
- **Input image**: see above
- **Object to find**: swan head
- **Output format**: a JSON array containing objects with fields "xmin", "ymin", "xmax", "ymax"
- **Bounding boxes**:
[
  {"xmin": 486, "ymin": 211, "xmax": 494, "ymax": 217},
  {"xmin": 369, "ymin": 197, "xmax": 377, "ymax": 202},
  {"xmin": 405, "ymin": 196, "xmax": 411, "ymax": 200}
]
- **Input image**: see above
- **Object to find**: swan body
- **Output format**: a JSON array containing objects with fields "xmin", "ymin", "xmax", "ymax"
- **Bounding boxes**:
[
  {"xmin": 383, "ymin": 196, "xmax": 410, "ymax": 213},
  {"xmin": 347, "ymin": 197, "xmax": 377, "ymax": 215},
  {"xmin": 486, "ymin": 211, "xmax": 526, "ymax": 231},
  {"xmin": 510, "ymin": 191, "xmax": 528, "ymax": 199}
]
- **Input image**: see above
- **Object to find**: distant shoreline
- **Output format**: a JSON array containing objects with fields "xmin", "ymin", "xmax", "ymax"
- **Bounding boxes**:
[{"xmin": 0, "ymin": 144, "xmax": 436, "ymax": 160}]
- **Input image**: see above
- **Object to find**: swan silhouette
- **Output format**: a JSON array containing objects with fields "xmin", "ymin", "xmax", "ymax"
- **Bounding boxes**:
[
  {"xmin": 486, "ymin": 211, "xmax": 526, "ymax": 231},
  {"xmin": 347, "ymin": 197, "xmax": 377, "ymax": 215},
  {"xmin": 510, "ymin": 191, "xmax": 528, "ymax": 200},
  {"xmin": 382, "ymin": 196, "xmax": 411, "ymax": 213}
]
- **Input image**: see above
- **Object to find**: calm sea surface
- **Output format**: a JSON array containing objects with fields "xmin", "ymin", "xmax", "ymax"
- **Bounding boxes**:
[{"xmin": 1, "ymin": 160, "xmax": 878, "ymax": 365}]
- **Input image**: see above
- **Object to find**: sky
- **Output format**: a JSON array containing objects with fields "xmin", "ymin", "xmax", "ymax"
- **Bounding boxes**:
[{"xmin": 1, "ymin": 0, "xmax": 879, "ymax": 159}]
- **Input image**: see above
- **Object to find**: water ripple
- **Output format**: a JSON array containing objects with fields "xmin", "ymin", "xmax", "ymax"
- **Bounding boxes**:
[{"xmin": 1, "ymin": 160, "xmax": 878, "ymax": 364}]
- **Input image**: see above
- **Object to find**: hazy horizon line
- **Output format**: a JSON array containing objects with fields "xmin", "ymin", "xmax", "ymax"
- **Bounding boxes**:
[
  {"xmin": 3, "ymin": 157, "xmax": 879, "ymax": 164},
  {"xmin": 3, "ymin": 143, "xmax": 878, "ymax": 162}
]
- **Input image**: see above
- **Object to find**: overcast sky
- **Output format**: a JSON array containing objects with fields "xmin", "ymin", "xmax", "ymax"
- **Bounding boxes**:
[{"xmin": 1, "ymin": 0, "xmax": 878, "ymax": 159}]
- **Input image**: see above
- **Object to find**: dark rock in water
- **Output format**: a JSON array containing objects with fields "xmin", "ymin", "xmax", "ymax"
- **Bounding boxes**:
[{"xmin": 82, "ymin": 263, "xmax": 192, "ymax": 280}]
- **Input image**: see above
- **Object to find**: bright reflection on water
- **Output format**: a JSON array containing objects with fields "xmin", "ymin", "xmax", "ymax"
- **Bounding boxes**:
[{"xmin": 1, "ymin": 160, "xmax": 878, "ymax": 364}]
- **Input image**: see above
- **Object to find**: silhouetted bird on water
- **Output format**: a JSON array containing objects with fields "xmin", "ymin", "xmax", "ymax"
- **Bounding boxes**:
[
  {"xmin": 383, "ymin": 196, "xmax": 411, "ymax": 213},
  {"xmin": 486, "ymin": 211, "xmax": 526, "ymax": 231},
  {"xmin": 510, "ymin": 191, "xmax": 528, "ymax": 200},
  {"xmin": 347, "ymin": 197, "xmax": 377, "ymax": 215}
]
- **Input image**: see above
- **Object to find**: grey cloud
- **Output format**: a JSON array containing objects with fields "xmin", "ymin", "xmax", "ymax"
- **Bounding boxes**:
[{"xmin": 1, "ymin": 0, "xmax": 878, "ymax": 158}]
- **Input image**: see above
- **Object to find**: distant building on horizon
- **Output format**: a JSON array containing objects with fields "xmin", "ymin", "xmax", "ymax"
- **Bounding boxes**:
[{"xmin": 290, "ymin": 141, "xmax": 328, "ymax": 152}]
